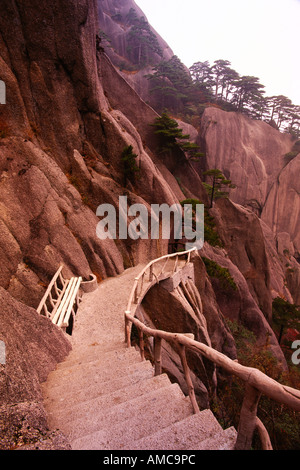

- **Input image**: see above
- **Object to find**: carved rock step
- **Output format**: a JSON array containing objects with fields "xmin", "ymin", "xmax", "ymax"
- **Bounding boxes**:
[
  {"xmin": 70, "ymin": 383, "xmax": 193, "ymax": 450},
  {"xmin": 42, "ymin": 361, "xmax": 154, "ymax": 412},
  {"xmin": 47, "ymin": 373, "xmax": 171, "ymax": 430},
  {"xmin": 43, "ymin": 348, "xmax": 145, "ymax": 390},
  {"xmin": 60, "ymin": 341, "xmax": 129, "ymax": 367},
  {"xmin": 195, "ymin": 426, "xmax": 237, "ymax": 450},
  {"xmin": 54, "ymin": 345, "xmax": 140, "ymax": 372},
  {"xmin": 126, "ymin": 409, "xmax": 236, "ymax": 450},
  {"xmin": 42, "ymin": 359, "xmax": 154, "ymax": 402}
]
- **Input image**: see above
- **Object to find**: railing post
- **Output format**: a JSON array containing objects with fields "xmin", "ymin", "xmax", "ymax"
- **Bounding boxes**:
[
  {"xmin": 125, "ymin": 313, "xmax": 131, "ymax": 348},
  {"xmin": 139, "ymin": 329, "xmax": 145, "ymax": 361},
  {"xmin": 154, "ymin": 337, "xmax": 162, "ymax": 376},
  {"xmin": 178, "ymin": 344, "xmax": 200, "ymax": 414},
  {"xmin": 149, "ymin": 265, "xmax": 153, "ymax": 282},
  {"xmin": 255, "ymin": 417, "xmax": 273, "ymax": 450},
  {"xmin": 133, "ymin": 280, "xmax": 139, "ymax": 304},
  {"xmin": 235, "ymin": 383, "xmax": 262, "ymax": 450}
]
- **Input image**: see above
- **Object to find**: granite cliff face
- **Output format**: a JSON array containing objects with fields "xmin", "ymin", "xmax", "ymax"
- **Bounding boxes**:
[
  {"xmin": 199, "ymin": 106, "xmax": 300, "ymax": 259},
  {"xmin": 0, "ymin": 0, "xmax": 205, "ymax": 307},
  {"xmin": 199, "ymin": 107, "xmax": 294, "ymax": 211},
  {"xmin": 97, "ymin": 0, "xmax": 174, "ymax": 103},
  {"xmin": 262, "ymin": 153, "xmax": 300, "ymax": 256}
]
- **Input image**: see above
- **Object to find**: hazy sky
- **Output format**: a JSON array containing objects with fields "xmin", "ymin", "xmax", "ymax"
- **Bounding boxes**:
[{"xmin": 135, "ymin": 0, "xmax": 300, "ymax": 106}]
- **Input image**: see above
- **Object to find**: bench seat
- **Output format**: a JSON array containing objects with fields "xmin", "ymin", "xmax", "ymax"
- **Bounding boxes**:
[{"xmin": 36, "ymin": 265, "xmax": 82, "ymax": 333}]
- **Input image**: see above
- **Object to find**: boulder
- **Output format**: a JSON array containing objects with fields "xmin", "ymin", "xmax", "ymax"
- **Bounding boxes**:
[{"xmin": 0, "ymin": 287, "xmax": 71, "ymax": 449}]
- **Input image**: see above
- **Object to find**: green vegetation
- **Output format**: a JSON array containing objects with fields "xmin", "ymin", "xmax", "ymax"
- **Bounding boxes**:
[
  {"xmin": 202, "ymin": 168, "xmax": 236, "ymax": 208},
  {"xmin": 272, "ymin": 297, "xmax": 300, "ymax": 345},
  {"xmin": 121, "ymin": 145, "xmax": 140, "ymax": 187},
  {"xmin": 180, "ymin": 199, "xmax": 223, "ymax": 247},
  {"xmin": 214, "ymin": 319, "xmax": 300, "ymax": 450},
  {"xmin": 126, "ymin": 8, "xmax": 163, "ymax": 68},
  {"xmin": 203, "ymin": 208, "xmax": 223, "ymax": 247},
  {"xmin": 96, "ymin": 29, "xmax": 113, "ymax": 52},
  {"xmin": 146, "ymin": 57, "xmax": 300, "ymax": 137},
  {"xmin": 202, "ymin": 257, "xmax": 237, "ymax": 291},
  {"xmin": 152, "ymin": 112, "xmax": 203, "ymax": 161},
  {"xmin": 147, "ymin": 55, "xmax": 194, "ymax": 114},
  {"xmin": 284, "ymin": 140, "xmax": 300, "ymax": 164}
]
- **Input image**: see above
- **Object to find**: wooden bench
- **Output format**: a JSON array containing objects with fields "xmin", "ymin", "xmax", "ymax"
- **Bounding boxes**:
[{"xmin": 36, "ymin": 264, "xmax": 82, "ymax": 333}]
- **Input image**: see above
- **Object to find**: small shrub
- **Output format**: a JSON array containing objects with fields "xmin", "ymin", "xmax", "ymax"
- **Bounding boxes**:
[
  {"xmin": 121, "ymin": 145, "xmax": 140, "ymax": 187},
  {"xmin": 180, "ymin": 199, "xmax": 223, "ymax": 247},
  {"xmin": 202, "ymin": 256, "xmax": 237, "ymax": 291}
]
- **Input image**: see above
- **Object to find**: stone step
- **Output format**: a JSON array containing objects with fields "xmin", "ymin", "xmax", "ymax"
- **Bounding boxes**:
[
  {"xmin": 42, "ymin": 359, "xmax": 154, "ymax": 401},
  {"xmin": 60, "ymin": 341, "xmax": 129, "ymax": 368},
  {"xmin": 195, "ymin": 426, "xmax": 237, "ymax": 450},
  {"xmin": 43, "ymin": 361, "xmax": 154, "ymax": 411},
  {"xmin": 54, "ymin": 346, "xmax": 140, "ymax": 372},
  {"xmin": 64, "ymin": 384, "xmax": 192, "ymax": 450},
  {"xmin": 44, "ymin": 350, "xmax": 147, "ymax": 390},
  {"xmin": 125, "ymin": 409, "xmax": 224, "ymax": 450},
  {"xmin": 47, "ymin": 373, "xmax": 171, "ymax": 429},
  {"xmin": 70, "ymin": 384, "xmax": 193, "ymax": 450}
]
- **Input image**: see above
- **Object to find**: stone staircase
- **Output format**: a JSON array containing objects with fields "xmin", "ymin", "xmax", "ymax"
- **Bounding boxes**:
[{"xmin": 41, "ymin": 265, "xmax": 237, "ymax": 450}]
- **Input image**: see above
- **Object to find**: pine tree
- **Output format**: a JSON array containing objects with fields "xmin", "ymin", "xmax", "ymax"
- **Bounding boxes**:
[
  {"xmin": 147, "ymin": 56, "xmax": 193, "ymax": 114},
  {"xmin": 152, "ymin": 113, "xmax": 202, "ymax": 160},
  {"xmin": 126, "ymin": 9, "xmax": 163, "ymax": 68},
  {"xmin": 203, "ymin": 169, "xmax": 236, "ymax": 208},
  {"xmin": 121, "ymin": 145, "xmax": 140, "ymax": 187}
]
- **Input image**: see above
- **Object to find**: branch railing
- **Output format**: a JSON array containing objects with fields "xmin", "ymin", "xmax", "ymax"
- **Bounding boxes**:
[
  {"xmin": 125, "ymin": 248, "xmax": 195, "ymax": 316},
  {"xmin": 124, "ymin": 249, "xmax": 300, "ymax": 450}
]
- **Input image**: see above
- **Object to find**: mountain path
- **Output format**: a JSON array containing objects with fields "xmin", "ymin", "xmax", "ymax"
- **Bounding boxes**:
[{"xmin": 41, "ymin": 264, "xmax": 237, "ymax": 450}]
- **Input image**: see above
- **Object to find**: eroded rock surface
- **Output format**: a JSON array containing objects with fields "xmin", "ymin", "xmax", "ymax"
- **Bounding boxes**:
[
  {"xmin": 0, "ymin": 287, "xmax": 71, "ymax": 449},
  {"xmin": 262, "ymin": 153, "xmax": 300, "ymax": 256},
  {"xmin": 199, "ymin": 107, "xmax": 293, "ymax": 212}
]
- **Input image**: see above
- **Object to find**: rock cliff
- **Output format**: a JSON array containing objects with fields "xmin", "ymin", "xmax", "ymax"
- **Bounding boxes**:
[
  {"xmin": 97, "ymin": 0, "xmax": 174, "ymax": 103},
  {"xmin": 199, "ymin": 107, "xmax": 294, "ymax": 214},
  {"xmin": 262, "ymin": 153, "xmax": 300, "ymax": 256},
  {"xmin": 0, "ymin": 0, "xmax": 205, "ymax": 307},
  {"xmin": 199, "ymin": 106, "xmax": 300, "ymax": 273}
]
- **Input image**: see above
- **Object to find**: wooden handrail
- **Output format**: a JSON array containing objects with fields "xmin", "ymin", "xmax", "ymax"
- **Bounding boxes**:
[
  {"xmin": 126, "ymin": 248, "xmax": 197, "ymax": 312},
  {"xmin": 37, "ymin": 264, "xmax": 64, "ymax": 314},
  {"xmin": 124, "ymin": 249, "xmax": 300, "ymax": 450}
]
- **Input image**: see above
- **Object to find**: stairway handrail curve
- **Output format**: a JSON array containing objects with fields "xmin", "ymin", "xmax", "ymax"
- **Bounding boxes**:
[
  {"xmin": 126, "ymin": 247, "xmax": 197, "ymax": 312},
  {"xmin": 124, "ymin": 248, "xmax": 300, "ymax": 450}
]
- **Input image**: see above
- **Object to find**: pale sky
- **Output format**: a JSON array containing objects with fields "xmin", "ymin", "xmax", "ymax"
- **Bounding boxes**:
[{"xmin": 135, "ymin": 0, "xmax": 300, "ymax": 106}]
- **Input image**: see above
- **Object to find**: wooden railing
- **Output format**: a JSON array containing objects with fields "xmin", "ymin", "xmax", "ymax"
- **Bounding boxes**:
[
  {"xmin": 124, "ymin": 249, "xmax": 300, "ymax": 450},
  {"xmin": 125, "ymin": 248, "xmax": 196, "ymax": 315}
]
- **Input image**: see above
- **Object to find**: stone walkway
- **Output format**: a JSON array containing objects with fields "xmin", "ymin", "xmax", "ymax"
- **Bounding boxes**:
[{"xmin": 41, "ymin": 265, "xmax": 237, "ymax": 450}]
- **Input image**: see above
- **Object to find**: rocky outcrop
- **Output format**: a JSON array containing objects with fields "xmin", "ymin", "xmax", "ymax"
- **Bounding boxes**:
[
  {"xmin": 0, "ymin": 0, "xmax": 206, "ymax": 306},
  {"xmin": 200, "ymin": 243, "xmax": 287, "ymax": 370},
  {"xmin": 262, "ymin": 153, "xmax": 300, "ymax": 256},
  {"xmin": 0, "ymin": 287, "xmax": 71, "ymax": 449},
  {"xmin": 198, "ymin": 107, "xmax": 300, "ymax": 289},
  {"xmin": 97, "ymin": 0, "xmax": 174, "ymax": 102},
  {"xmin": 199, "ymin": 107, "xmax": 294, "ymax": 213},
  {"xmin": 210, "ymin": 198, "xmax": 273, "ymax": 320}
]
